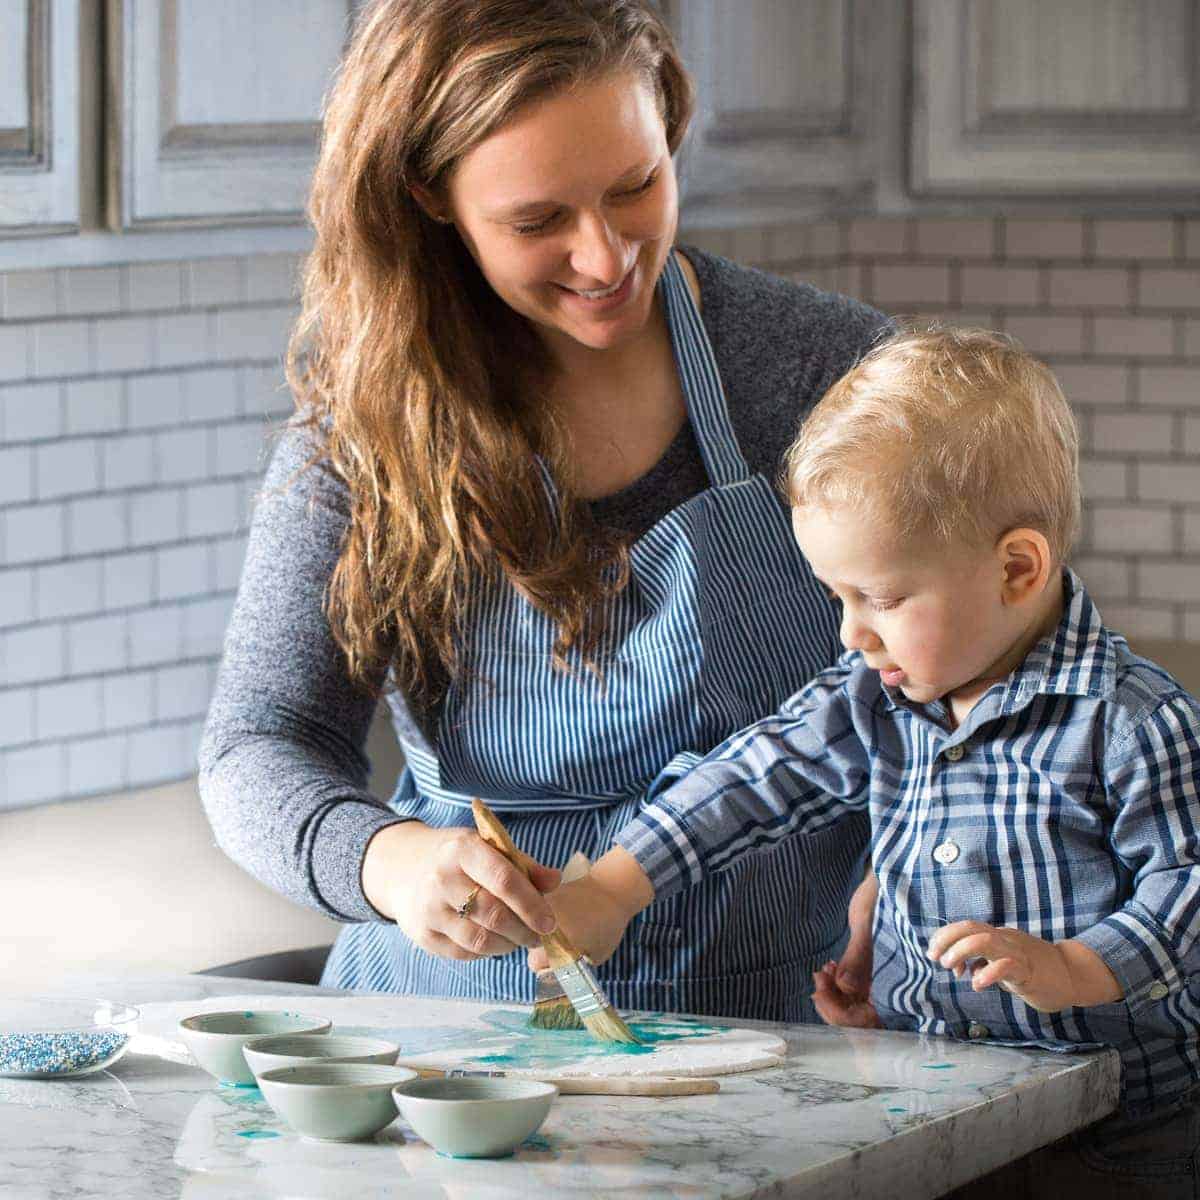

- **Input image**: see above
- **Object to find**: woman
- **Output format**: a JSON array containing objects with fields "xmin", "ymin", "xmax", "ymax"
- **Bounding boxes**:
[{"xmin": 199, "ymin": 0, "xmax": 888, "ymax": 1021}]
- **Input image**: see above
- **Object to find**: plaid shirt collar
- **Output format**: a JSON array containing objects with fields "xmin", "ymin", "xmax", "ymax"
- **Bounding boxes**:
[{"xmin": 879, "ymin": 567, "xmax": 1119, "ymax": 722}]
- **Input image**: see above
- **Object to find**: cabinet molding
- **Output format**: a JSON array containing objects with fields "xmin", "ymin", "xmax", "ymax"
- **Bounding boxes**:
[
  {"xmin": 912, "ymin": 0, "xmax": 1200, "ymax": 197},
  {"xmin": 0, "ymin": 0, "xmax": 81, "ymax": 234},
  {"xmin": 107, "ymin": 0, "xmax": 355, "ymax": 230}
]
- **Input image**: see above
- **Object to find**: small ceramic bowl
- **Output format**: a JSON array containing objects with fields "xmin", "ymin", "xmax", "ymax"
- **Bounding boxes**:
[
  {"xmin": 392, "ymin": 1077, "xmax": 558, "ymax": 1159},
  {"xmin": 257, "ymin": 1063, "xmax": 419, "ymax": 1141},
  {"xmin": 0, "ymin": 997, "xmax": 139, "ymax": 1079},
  {"xmin": 178, "ymin": 1010, "xmax": 331, "ymax": 1085},
  {"xmin": 243, "ymin": 1034, "xmax": 399, "ymax": 1078}
]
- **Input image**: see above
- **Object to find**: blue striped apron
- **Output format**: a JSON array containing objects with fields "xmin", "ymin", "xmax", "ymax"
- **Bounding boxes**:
[{"xmin": 321, "ymin": 252, "xmax": 870, "ymax": 1022}]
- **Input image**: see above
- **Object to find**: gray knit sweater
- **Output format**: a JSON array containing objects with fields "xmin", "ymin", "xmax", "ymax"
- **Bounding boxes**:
[{"xmin": 197, "ymin": 248, "xmax": 891, "ymax": 924}]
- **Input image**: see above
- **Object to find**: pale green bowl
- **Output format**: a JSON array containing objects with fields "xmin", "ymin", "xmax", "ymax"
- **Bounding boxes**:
[
  {"xmin": 178, "ymin": 1010, "xmax": 331, "ymax": 1086},
  {"xmin": 392, "ymin": 1077, "xmax": 558, "ymax": 1158},
  {"xmin": 243, "ymin": 1034, "xmax": 400, "ymax": 1078},
  {"xmin": 258, "ymin": 1063, "xmax": 419, "ymax": 1141}
]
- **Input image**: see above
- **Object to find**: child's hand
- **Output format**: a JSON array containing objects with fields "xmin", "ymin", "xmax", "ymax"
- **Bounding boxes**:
[
  {"xmin": 526, "ymin": 874, "xmax": 637, "ymax": 972},
  {"xmin": 811, "ymin": 960, "xmax": 881, "ymax": 1028},
  {"xmin": 926, "ymin": 921, "xmax": 1078, "ymax": 1013}
]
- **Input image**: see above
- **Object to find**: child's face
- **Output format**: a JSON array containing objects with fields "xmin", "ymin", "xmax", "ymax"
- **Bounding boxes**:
[{"xmin": 791, "ymin": 504, "xmax": 1031, "ymax": 710}]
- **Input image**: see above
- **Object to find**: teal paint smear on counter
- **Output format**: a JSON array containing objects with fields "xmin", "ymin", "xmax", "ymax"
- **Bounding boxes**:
[
  {"xmin": 236, "ymin": 1129, "xmax": 280, "ymax": 1139},
  {"xmin": 339, "ymin": 1009, "xmax": 728, "ymax": 1071}
]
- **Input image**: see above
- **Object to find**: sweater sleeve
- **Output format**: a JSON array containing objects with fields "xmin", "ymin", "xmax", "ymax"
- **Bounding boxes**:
[{"xmin": 197, "ymin": 417, "xmax": 403, "ymax": 923}]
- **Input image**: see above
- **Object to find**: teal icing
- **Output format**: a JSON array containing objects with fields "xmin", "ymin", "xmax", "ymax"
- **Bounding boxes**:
[
  {"xmin": 219, "ymin": 1080, "xmax": 261, "ymax": 1089},
  {"xmin": 340, "ymin": 1009, "xmax": 729, "ymax": 1071},
  {"xmin": 236, "ymin": 1129, "xmax": 280, "ymax": 1139},
  {"xmin": 887, "ymin": 1106, "xmax": 906, "ymax": 1113},
  {"xmin": 921, "ymin": 1063, "xmax": 956, "ymax": 1070}
]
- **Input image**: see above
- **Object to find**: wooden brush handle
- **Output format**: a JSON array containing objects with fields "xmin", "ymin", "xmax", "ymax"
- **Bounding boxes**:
[{"xmin": 471, "ymin": 798, "xmax": 583, "ymax": 964}]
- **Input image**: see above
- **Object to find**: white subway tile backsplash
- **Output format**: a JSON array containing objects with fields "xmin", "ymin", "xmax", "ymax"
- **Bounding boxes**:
[
  {"xmin": 0, "ymin": 326, "xmax": 30, "ymax": 382},
  {"xmin": 869, "ymin": 264, "xmax": 951, "ymax": 308},
  {"xmin": 961, "ymin": 265, "xmax": 1039, "ymax": 307},
  {"xmin": 2, "ymin": 624, "xmax": 64, "ymax": 687},
  {"xmin": 127, "ymin": 604, "xmax": 183, "ymax": 667},
  {"xmin": 2, "ymin": 743, "xmax": 66, "ymax": 808},
  {"xmin": 848, "ymin": 219, "xmax": 909, "ymax": 256},
  {"xmin": 1139, "ymin": 365, "xmax": 1200, "ymax": 410},
  {"xmin": 35, "ymin": 558, "xmax": 103, "ymax": 621},
  {"xmin": 102, "ymin": 434, "xmax": 155, "ymax": 491},
  {"xmin": 67, "ymin": 613, "xmax": 128, "ymax": 676},
  {"xmin": 1101, "ymin": 604, "xmax": 1177, "ymax": 640},
  {"xmin": 211, "ymin": 534, "xmax": 249, "ymax": 591},
  {"xmin": 129, "ymin": 488, "xmax": 183, "ymax": 547},
  {"xmin": 1054, "ymin": 363, "xmax": 1130, "ymax": 407},
  {"xmin": 1182, "ymin": 511, "xmax": 1200, "ymax": 554},
  {"xmin": 183, "ymin": 367, "xmax": 240, "ymax": 423},
  {"xmin": 102, "ymin": 550, "xmax": 154, "ymax": 610},
  {"xmin": 3, "ymin": 502, "xmax": 65, "ymax": 564},
  {"xmin": 1048, "ymin": 268, "xmax": 1132, "ymax": 309},
  {"xmin": 1, "ymin": 381, "xmax": 62, "ymax": 442},
  {"xmin": 62, "ymin": 267, "xmax": 123, "ymax": 316},
  {"xmin": 1185, "ymin": 416, "xmax": 1200, "ymax": 456},
  {"xmin": 126, "ymin": 262, "xmax": 183, "ymax": 312},
  {"xmin": 913, "ymin": 219, "xmax": 996, "ymax": 259},
  {"xmin": 0, "ymin": 568, "xmax": 34, "ymax": 628},
  {"xmin": 0, "ymin": 685, "xmax": 33, "ymax": 750},
  {"xmin": 1137, "ymin": 561, "xmax": 1200, "ymax": 603},
  {"xmin": 155, "ymin": 312, "xmax": 211, "ymax": 368},
  {"xmin": 1091, "ymin": 316, "xmax": 1175, "ymax": 359},
  {"xmin": 128, "ymin": 372, "xmax": 185, "ymax": 430},
  {"xmin": 1080, "ymin": 458, "xmax": 1130, "ymax": 500},
  {"xmin": 1003, "ymin": 218, "xmax": 1085, "ymax": 260},
  {"xmin": 0, "ymin": 446, "xmax": 33, "ymax": 504},
  {"xmin": 1090, "ymin": 413, "xmax": 1175, "ymax": 455},
  {"xmin": 35, "ymin": 439, "xmax": 99, "ymax": 500},
  {"xmin": 184, "ymin": 480, "xmax": 240, "ymax": 539},
  {"xmin": 31, "ymin": 320, "xmax": 92, "ymax": 378},
  {"xmin": 1135, "ymin": 461, "xmax": 1200, "ymax": 503},
  {"xmin": 156, "ymin": 427, "xmax": 210, "ymax": 484},
  {"xmin": 68, "ymin": 494, "xmax": 127, "ymax": 556},
  {"xmin": 155, "ymin": 661, "xmax": 213, "ymax": 722},
  {"xmin": 1092, "ymin": 220, "xmax": 1176, "ymax": 261},
  {"xmin": 126, "ymin": 722, "xmax": 189, "ymax": 789},
  {"xmin": 94, "ymin": 315, "xmax": 155, "ymax": 374},
  {"xmin": 245, "ymin": 253, "xmax": 302, "ymax": 303},
  {"xmin": 1089, "ymin": 505, "xmax": 1174, "ymax": 554},
  {"xmin": 102, "ymin": 670, "xmax": 155, "ymax": 732},
  {"xmin": 1071, "ymin": 555, "xmax": 1132, "ymax": 600},
  {"xmin": 211, "ymin": 304, "xmax": 295, "ymax": 363},
  {"xmin": 64, "ymin": 378, "xmax": 124, "ymax": 435},
  {"xmin": 156, "ymin": 543, "xmax": 210, "ymax": 601},
  {"xmin": 181, "ymin": 594, "xmax": 233, "ymax": 659},
  {"xmin": 1139, "ymin": 269, "xmax": 1200, "ymax": 311},
  {"xmin": 3, "ymin": 270, "xmax": 59, "ymax": 319},
  {"xmin": 186, "ymin": 257, "xmax": 244, "ymax": 307},
  {"xmin": 36, "ymin": 677, "xmax": 105, "ymax": 742},
  {"xmin": 66, "ymin": 732, "xmax": 127, "ymax": 796},
  {"xmin": 1002, "ymin": 315, "xmax": 1086, "ymax": 356}
]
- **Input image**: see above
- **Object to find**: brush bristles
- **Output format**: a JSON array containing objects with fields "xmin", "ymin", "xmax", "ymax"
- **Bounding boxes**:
[
  {"xmin": 529, "ymin": 995, "xmax": 584, "ymax": 1031},
  {"xmin": 582, "ymin": 1005, "xmax": 641, "ymax": 1045}
]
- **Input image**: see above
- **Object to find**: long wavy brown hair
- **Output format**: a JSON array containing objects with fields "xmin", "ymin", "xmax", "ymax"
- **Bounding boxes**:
[{"xmin": 285, "ymin": 0, "xmax": 694, "ymax": 713}]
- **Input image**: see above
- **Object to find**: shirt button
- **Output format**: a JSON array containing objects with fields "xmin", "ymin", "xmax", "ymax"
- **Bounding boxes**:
[
  {"xmin": 944, "ymin": 744, "xmax": 965, "ymax": 761},
  {"xmin": 1148, "ymin": 982, "xmax": 1169, "ymax": 1001},
  {"xmin": 933, "ymin": 842, "xmax": 960, "ymax": 865},
  {"xmin": 968, "ymin": 1021, "xmax": 990, "ymax": 1039}
]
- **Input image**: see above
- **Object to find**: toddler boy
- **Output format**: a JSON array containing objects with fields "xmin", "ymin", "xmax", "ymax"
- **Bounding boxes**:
[{"xmin": 557, "ymin": 328, "xmax": 1200, "ymax": 1190}]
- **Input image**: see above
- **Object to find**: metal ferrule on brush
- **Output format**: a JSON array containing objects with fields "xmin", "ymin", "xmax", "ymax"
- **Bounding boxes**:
[{"xmin": 552, "ymin": 956, "xmax": 609, "ymax": 1018}]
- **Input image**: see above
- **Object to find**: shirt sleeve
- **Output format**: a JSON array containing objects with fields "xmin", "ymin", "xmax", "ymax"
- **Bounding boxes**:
[
  {"xmin": 197, "ymin": 417, "xmax": 404, "ymax": 924},
  {"xmin": 614, "ymin": 654, "xmax": 871, "ymax": 900},
  {"xmin": 1073, "ymin": 692, "xmax": 1200, "ymax": 1013}
]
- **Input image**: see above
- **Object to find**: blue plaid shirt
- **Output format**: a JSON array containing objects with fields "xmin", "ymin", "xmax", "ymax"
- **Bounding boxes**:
[{"xmin": 618, "ymin": 570, "xmax": 1200, "ymax": 1114}]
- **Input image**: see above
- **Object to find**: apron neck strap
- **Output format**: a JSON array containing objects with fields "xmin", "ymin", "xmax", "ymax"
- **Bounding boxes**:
[{"xmin": 660, "ymin": 251, "xmax": 752, "ymax": 487}]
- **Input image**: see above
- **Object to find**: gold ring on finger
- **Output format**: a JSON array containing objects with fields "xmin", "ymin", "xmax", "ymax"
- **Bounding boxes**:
[{"xmin": 455, "ymin": 884, "xmax": 482, "ymax": 919}]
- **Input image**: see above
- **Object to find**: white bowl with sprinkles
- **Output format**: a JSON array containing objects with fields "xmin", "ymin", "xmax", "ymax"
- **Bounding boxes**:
[{"xmin": 0, "ymin": 997, "xmax": 139, "ymax": 1079}]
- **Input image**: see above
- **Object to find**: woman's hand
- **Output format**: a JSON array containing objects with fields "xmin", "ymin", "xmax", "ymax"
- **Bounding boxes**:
[
  {"xmin": 812, "ymin": 870, "xmax": 880, "ymax": 1028},
  {"xmin": 362, "ymin": 821, "xmax": 559, "ymax": 961}
]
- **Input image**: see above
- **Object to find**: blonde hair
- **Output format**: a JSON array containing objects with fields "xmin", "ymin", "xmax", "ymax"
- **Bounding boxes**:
[
  {"xmin": 285, "ymin": 0, "xmax": 693, "ymax": 710},
  {"xmin": 784, "ymin": 328, "xmax": 1081, "ymax": 563}
]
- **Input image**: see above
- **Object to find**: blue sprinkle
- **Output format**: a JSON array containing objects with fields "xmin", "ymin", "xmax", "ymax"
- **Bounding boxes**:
[
  {"xmin": 0, "ymin": 1031, "xmax": 128, "ymax": 1076},
  {"xmin": 922, "ymin": 1063, "xmax": 956, "ymax": 1070}
]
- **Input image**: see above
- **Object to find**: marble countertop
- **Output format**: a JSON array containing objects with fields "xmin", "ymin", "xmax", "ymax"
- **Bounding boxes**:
[{"xmin": 0, "ymin": 972, "xmax": 1120, "ymax": 1199}]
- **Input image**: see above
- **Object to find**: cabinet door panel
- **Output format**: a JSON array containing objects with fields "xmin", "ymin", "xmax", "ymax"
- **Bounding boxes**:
[
  {"xmin": 109, "ymin": 0, "xmax": 355, "ymax": 229},
  {"xmin": 912, "ymin": 0, "xmax": 1200, "ymax": 196},
  {"xmin": 0, "ymin": 0, "xmax": 81, "ymax": 235}
]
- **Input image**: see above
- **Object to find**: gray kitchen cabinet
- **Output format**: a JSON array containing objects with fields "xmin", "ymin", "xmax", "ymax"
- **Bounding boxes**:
[
  {"xmin": 107, "ymin": 0, "xmax": 356, "ymax": 229},
  {"xmin": 0, "ymin": 0, "xmax": 83, "ymax": 235}
]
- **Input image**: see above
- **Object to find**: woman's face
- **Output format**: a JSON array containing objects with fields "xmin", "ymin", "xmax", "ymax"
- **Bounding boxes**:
[{"xmin": 442, "ymin": 70, "xmax": 678, "ymax": 357}]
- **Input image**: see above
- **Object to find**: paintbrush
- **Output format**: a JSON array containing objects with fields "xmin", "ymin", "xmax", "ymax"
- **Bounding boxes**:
[
  {"xmin": 471, "ymin": 798, "xmax": 641, "ymax": 1045},
  {"xmin": 400, "ymin": 1065, "xmax": 719, "ymax": 1097},
  {"xmin": 530, "ymin": 850, "xmax": 591, "ymax": 1031}
]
